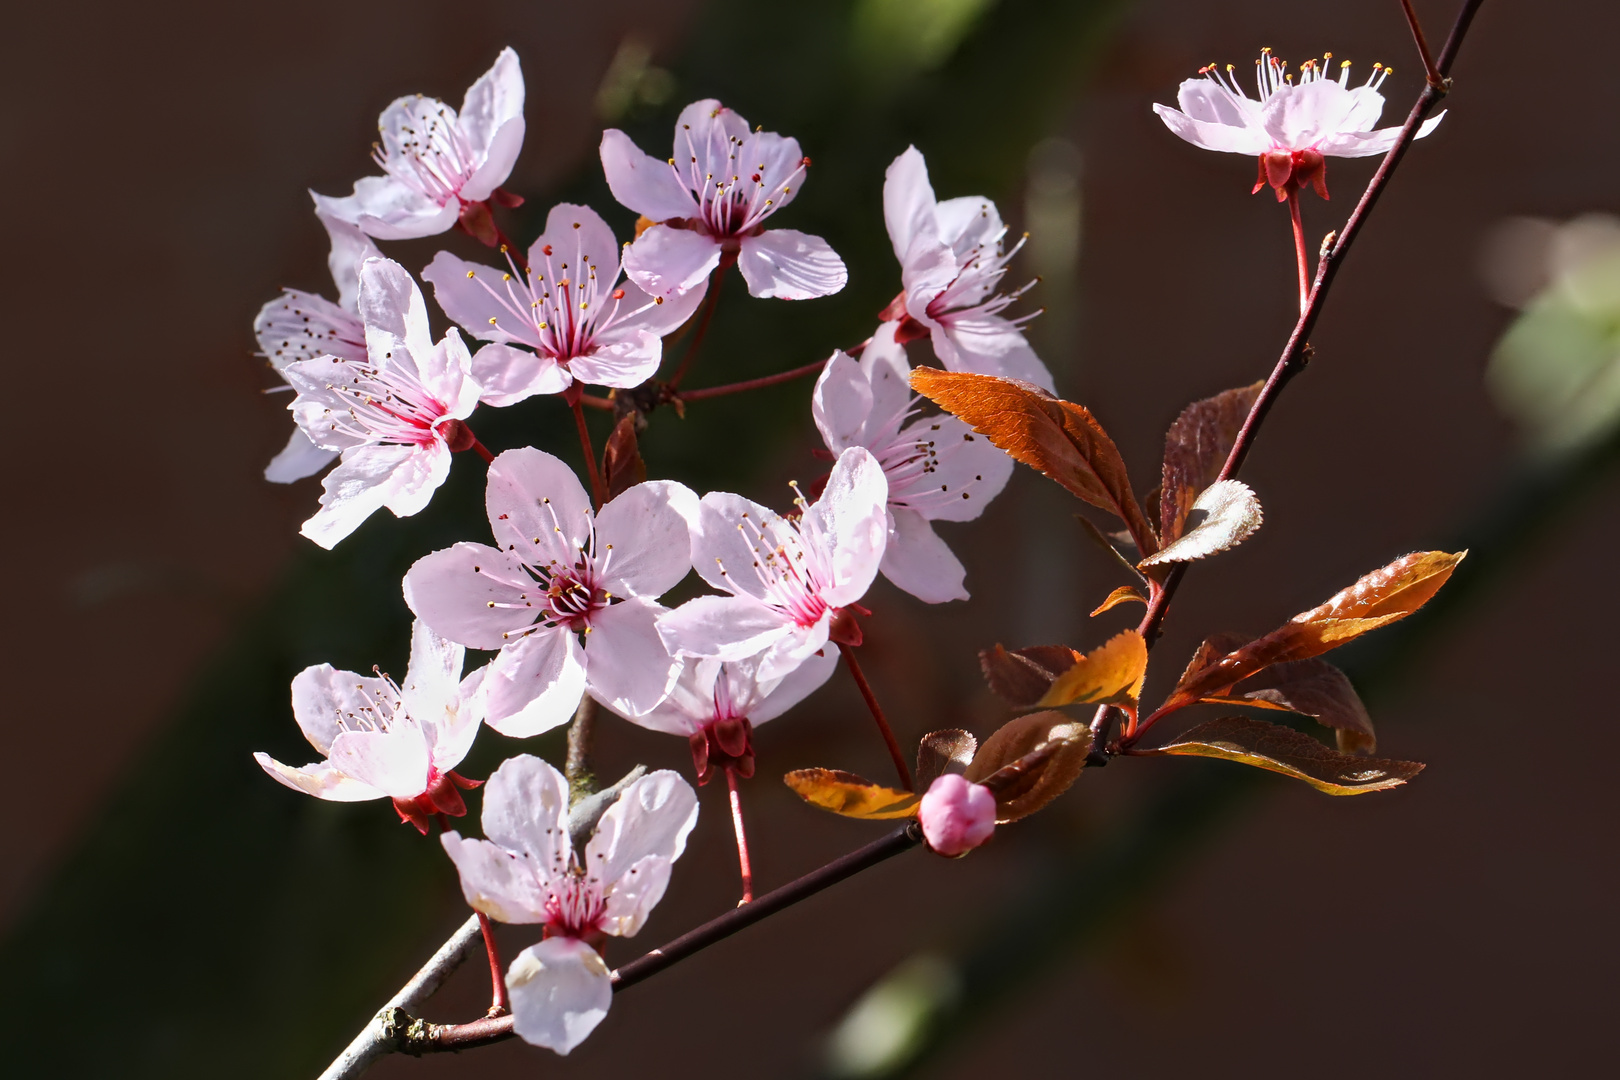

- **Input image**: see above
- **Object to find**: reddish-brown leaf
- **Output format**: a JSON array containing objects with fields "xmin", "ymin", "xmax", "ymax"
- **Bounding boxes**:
[
  {"xmin": 964, "ymin": 710, "xmax": 1093, "ymax": 822},
  {"xmin": 1140, "ymin": 716, "xmax": 1423, "ymax": 795},
  {"xmin": 1090, "ymin": 585, "xmax": 1148, "ymax": 617},
  {"xmin": 782, "ymin": 768, "xmax": 919, "ymax": 819},
  {"xmin": 916, "ymin": 729, "xmax": 977, "ymax": 789},
  {"xmin": 1169, "ymin": 551, "xmax": 1466, "ymax": 708},
  {"xmin": 911, "ymin": 368, "xmax": 1158, "ymax": 556},
  {"xmin": 602, "ymin": 414, "xmax": 647, "ymax": 503},
  {"xmin": 1208, "ymin": 658, "xmax": 1377, "ymax": 752},
  {"xmin": 1160, "ymin": 382, "xmax": 1263, "ymax": 545},
  {"xmin": 979, "ymin": 644, "xmax": 1083, "ymax": 709}
]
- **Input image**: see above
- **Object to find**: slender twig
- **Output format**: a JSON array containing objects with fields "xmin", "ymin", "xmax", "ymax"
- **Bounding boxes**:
[
  {"xmin": 475, "ymin": 913, "xmax": 509, "ymax": 1016},
  {"xmin": 1095, "ymin": 0, "xmax": 1485, "ymax": 746},
  {"xmin": 679, "ymin": 358, "xmax": 832, "ymax": 402},
  {"xmin": 566, "ymin": 390, "xmax": 607, "ymax": 509},
  {"xmin": 564, "ymin": 696, "xmax": 597, "ymax": 806},
  {"xmin": 666, "ymin": 264, "xmax": 727, "ymax": 389},
  {"xmin": 581, "ymin": 394, "xmax": 615, "ymax": 410},
  {"xmin": 725, "ymin": 766, "xmax": 756, "ymax": 904},
  {"xmin": 1399, "ymin": 0, "xmax": 1445, "ymax": 89},
  {"xmin": 395, "ymin": 825, "xmax": 921, "ymax": 1054},
  {"xmin": 1286, "ymin": 190, "xmax": 1309, "ymax": 314},
  {"xmin": 837, "ymin": 642, "xmax": 915, "ymax": 791}
]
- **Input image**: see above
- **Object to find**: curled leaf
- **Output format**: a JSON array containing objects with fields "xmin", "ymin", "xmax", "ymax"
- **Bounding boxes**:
[
  {"xmin": 1036, "ymin": 630, "xmax": 1148, "ymax": 708},
  {"xmin": 783, "ymin": 769, "xmax": 919, "ymax": 820},
  {"xmin": 1138, "ymin": 479, "xmax": 1262, "ymax": 568},
  {"xmin": 1169, "ymin": 551, "xmax": 1466, "ymax": 707},
  {"xmin": 1160, "ymin": 382, "xmax": 1263, "ymax": 544},
  {"xmin": 911, "ymin": 369, "xmax": 1158, "ymax": 557},
  {"xmin": 1210, "ymin": 659, "xmax": 1376, "ymax": 753},
  {"xmin": 1090, "ymin": 585, "xmax": 1148, "ymax": 617},
  {"xmin": 964, "ymin": 710, "xmax": 1094, "ymax": 822},
  {"xmin": 979, "ymin": 644, "xmax": 1083, "ymax": 710},
  {"xmin": 1076, "ymin": 514, "xmax": 1148, "ymax": 583},
  {"xmin": 916, "ymin": 729, "xmax": 977, "ymax": 789},
  {"xmin": 1140, "ymin": 716, "xmax": 1423, "ymax": 795}
]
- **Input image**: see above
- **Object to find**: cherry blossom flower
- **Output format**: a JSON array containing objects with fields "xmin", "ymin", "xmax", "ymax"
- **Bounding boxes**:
[
  {"xmin": 421, "ymin": 203, "xmax": 707, "ymax": 405},
  {"xmin": 813, "ymin": 326, "xmax": 1014, "ymax": 603},
  {"xmin": 917, "ymin": 773, "xmax": 995, "ymax": 856},
  {"xmin": 254, "ymin": 212, "xmax": 379, "ymax": 482},
  {"xmin": 655, "ymin": 447, "xmax": 887, "ymax": 683},
  {"xmin": 314, "ymin": 48, "xmax": 525, "ymax": 239},
  {"xmin": 881, "ymin": 146, "xmax": 1053, "ymax": 390},
  {"xmin": 596, "ymin": 649, "xmax": 838, "ymax": 784},
  {"xmin": 1153, "ymin": 50, "xmax": 1443, "ymax": 201},
  {"xmin": 254, "ymin": 619, "xmax": 487, "ymax": 833},
  {"xmin": 403, "ymin": 448, "xmax": 697, "ymax": 736},
  {"xmin": 441, "ymin": 754, "xmax": 697, "ymax": 1054},
  {"xmin": 601, "ymin": 98, "xmax": 847, "ymax": 300},
  {"xmin": 282, "ymin": 257, "xmax": 481, "ymax": 548}
]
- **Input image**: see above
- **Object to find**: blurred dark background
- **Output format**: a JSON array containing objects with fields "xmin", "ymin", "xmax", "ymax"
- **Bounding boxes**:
[{"xmin": 4, "ymin": 0, "xmax": 1616, "ymax": 1076}]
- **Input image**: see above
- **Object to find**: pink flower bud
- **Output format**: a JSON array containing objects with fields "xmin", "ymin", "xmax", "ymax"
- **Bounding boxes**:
[{"xmin": 918, "ymin": 774, "xmax": 996, "ymax": 857}]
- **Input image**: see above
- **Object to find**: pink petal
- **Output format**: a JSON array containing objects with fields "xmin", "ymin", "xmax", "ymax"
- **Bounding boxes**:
[
  {"xmin": 291, "ymin": 663, "xmax": 387, "ymax": 754},
  {"xmin": 623, "ymin": 225, "xmax": 722, "ymax": 298},
  {"xmin": 655, "ymin": 594, "xmax": 793, "ymax": 662},
  {"xmin": 404, "ymin": 542, "xmax": 537, "ymax": 650},
  {"xmin": 736, "ymin": 229, "xmax": 848, "ymax": 300},
  {"xmin": 441, "ymin": 831, "xmax": 549, "ymax": 925},
  {"xmin": 585, "ymin": 597, "xmax": 681, "ymax": 717},
  {"xmin": 327, "ymin": 727, "xmax": 432, "ymax": 799},
  {"xmin": 879, "ymin": 507, "xmax": 968, "ymax": 603},
  {"xmin": 600, "ymin": 128, "xmax": 699, "ymax": 221},
  {"xmin": 484, "ymin": 630, "xmax": 587, "ymax": 738},
  {"xmin": 301, "ymin": 444, "xmax": 434, "ymax": 549},
  {"xmin": 803, "ymin": 447, "xmax": 889, "ymax": 609},
  {"xmin": 315, "ymin": 210, "xmax": 382, "ymax": 312},
  {"xmin": 893, "ymin": 414, "xmax": 1015, "ymax": 523},
  {"xmin": 264, "ymin": 427, "xmax": 337, "ymax": 484},
  {"xmin": 1152, "ymin": 103, "xmax": 1270, "ymax": 155},
  {"xmin": 918, "ymin": 773, "xmax": 996, "ymax": 856},
  {"xmin": 933, "ymin": 316, "xmax": 1054, "ymax": 391},
  {"xmin": 421, "ymin": 250, "xmax": 538, "ymax": 348},
  {"xmin": 469, "ymin": 342, "xmax": 569, "ymax": 407},
  {"xmin": 506, "ymin": 937, "xmax": 613, "ymax": 1054},
  {"xmin": 462, "ymin": 117, "xmax": 525, "ymax": 203},
  {"xmin": 457, "ymin": 48, "xmax": 526, "ymax": 160},
  {"xmin": 812, "ymin": 350, "xmax": 873, "ymax": 453},
  {"xmin": 565, "ymin": 330, "xmax": 662, "ymax": 390},
  {"xmin": 687, "ymin": 490, "xmax": 780, "ymax": 597},
  {"xmin": 479, "ymin": 753, "xmax": 571, "ymax": 873},
  {"xmin": 883, "ymin": 146, "xmax": 940, "ymax": 266},
  {"xmin": 253, "ymin": 754, "xmax": 383, "ymax": 802},
  {"xmin": 485, "ymin": 447, "xmax": 593, "ymax": 568},
  {"xmin": 585, "ymin": 769, "xmax": 698, "ymax": 890},
  {"xmin": 593, "ymin": 480, "xmax": 698, "ymax": 598},
  {"xmin": 597, "ymin": 856, "xmax": 673, "ymax": 939},
  {"xmin": 746, "ymin": 646, "xmax": 839, "ymax": 724}
]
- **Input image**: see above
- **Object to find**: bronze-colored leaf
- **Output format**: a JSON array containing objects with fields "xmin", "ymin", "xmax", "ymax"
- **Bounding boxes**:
[
  {"xmin": 1090, "ymin": 585, "xmax": 1148, "ymax": 617},
  {"xmin": 1160, "ymin": 382, "xmax": 1262, "ymax": 545},
  {"xmin": 916, "ymin": 729, "xmax": 977, "ymax": 789},
  {"xmin": 1140, "ymin": 716, "xmax": 1423, "ymax": 795},
  {"xmin": 1036, "ymin": 630, "xmax": 1148, "ymax": 708},
  {"xmin": 964, "ymin": 710, "xmax": 1093, "ymax": 822},
  {"xmin": 979, "ymin": 643, "xmax": 1083, "ymax": 709},
  {"xmin": 911, "ymin": 368, "xmax": 1158, "ymax": 557},
  {"xmin": 1208, "ymin": 659, "xmax": 1376, "ymax": 752},
  {"xmin": 783, "ymin": 769, "xmax": 920, "ymax": 819},
  {"xmin": 1174, "ymin": 631, "xmax": 1252, "ymax": 693},
  {"xmin": 601, "ymin": 414, "xmax": 647, "ymax": 503},
  {"xmin": 1169, "ymin": 551, "xmax": 1466, "ymax": 707},
  {"xmin": 1138, "ymin": 480, "xmax": 1262, "ymax": 568}
]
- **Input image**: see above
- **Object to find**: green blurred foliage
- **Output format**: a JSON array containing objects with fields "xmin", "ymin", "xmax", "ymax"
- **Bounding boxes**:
[{"xmin": 0, "ymin": 0, "xmax": 1125, "ymax": 1074}]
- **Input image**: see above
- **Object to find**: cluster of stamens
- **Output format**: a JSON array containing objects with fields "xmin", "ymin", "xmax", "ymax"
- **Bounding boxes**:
[
  {"xmin": 258, "ymin": 291, "xmax": 366, "ymax": 370},
  {"xmin": 716, "ymin": 495, "xmax": 833, "ymax": 629},
  {"xmin": 668, "ymin": 118, "xmax": 808, "ymax": 239},
  {"xmin": 1197, "ymin": 48, "xmax": 1390, "ymax": 103},
  {"xmin": 311, "ymin": 353, "xmax": 451, "ymax": 448},
  {"xmin": 864, "ymin": 401, "xmax": 987, "ymax": 517},
  {"xmin": 376, "ymin": 96, "xmax": 476, "ymax": 206},
  {"xmin": 926, "ymin": 209, "xmax": 1040, "ymax": 330},
  {"xmin": 487, "ymin": 499, "xmax": 615, "ymax": 639}
]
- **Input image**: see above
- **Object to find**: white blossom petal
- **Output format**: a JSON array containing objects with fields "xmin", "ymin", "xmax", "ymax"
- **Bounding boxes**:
[
  {"xmin": 441, "ymin": 831, "xmax": 550, "ymax": 924},
  {"xmin": 485, "ymin": 448, "xmax": 594, "ymax": 569},
  {"xmin": 253, "ymin": 754, "xmax": 383, "ymax": 802},
  {"xmin": 479, "ymin": 753, "xmax": 572, "ymax": 874},
  {"xmin": 622, "ymin": 224, "xmax": 723, "ymax": 298},
  {"xmin": 506, "ymin": 937, "xmax": 613, "ymax": 1055},
  {"xmin": 585, "ymin": 597, "xmax": 681, "ymax": 717},
  {"xmin": 404, "ymin": 542, "xmax": 536, "ymax": 651},
  {"xmin": 736, "ymin": 229, "xmax": 847, "ymax": 300},
  {"xmin": 600, "ymin": 128, "xmax": 700, "ymax": 221},
  {"xmin": 879, "ymin": 507, "xmax": 969, "ymax": 603},
  {"xmin": 593, "ymin": 480, "xmax": 698, "ymax": 598},
  {"xmin": 585, "ymin": 769, "xmax": 698, "ymax": 892},
  {"xmin": 484, "ymin": 629, "xmax": 588, "ymax": 738},
  {"xmin": 264, "ymin": 427, "xmax": 338, "ymax": 484}
]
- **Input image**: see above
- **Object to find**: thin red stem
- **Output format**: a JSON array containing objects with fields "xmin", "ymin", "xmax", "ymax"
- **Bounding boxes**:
[
  {"xmin": 1287, "ymin": 190, "xmax": 1309, "ymax": 315},
  {"xmin": 836, "ymin": 642, "xmax": 914, "ymax": 791},
  {"xmin": 724, "ymin": 767, "xmax": 755, "ymax": 905},
  {"xmin": 475, "ymin": 912, "xmax": 509, "ymax": 1016},
  {"xmin": 1399, "ymin": 0, "xmax": 1445, "ymax": 88},
  {"xmin": 679, "ymin": 358, "xmax": 831, "ymax": 402},
  {"xmin": 567, "ymin": 391, "xmax": 606, "ymax": 508},
  {"xmin": 666, "ymin": 264, "xmax": 726, "ymax": 388},
  {"xmin": 580, "ymin": 394, "xmax": 614, "ymax": 410},
  {"xmin": 469, "ymin": 438, "xmax": 494, "ymax": 465}
]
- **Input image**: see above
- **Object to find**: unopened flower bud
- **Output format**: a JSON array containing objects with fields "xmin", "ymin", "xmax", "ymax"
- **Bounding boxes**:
[{"xmin": 918, "ymin": 773, "xmax": 996, "ymax": 857}]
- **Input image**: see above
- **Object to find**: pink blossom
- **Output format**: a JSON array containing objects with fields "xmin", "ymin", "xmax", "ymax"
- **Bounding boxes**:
[
  {"xmin": 881, "ymin": 147, "xmax": 1052, "ymax": 390},
  {"xmin": 655, "ymin": 447, "xmax": 887, "ymax": 683},
  {"xmin": 813, "ymin": 325, "xmax": 1014, "ymax": 603},
  {"xmin": 254, "ymin": 211, "xmax": 379, "ymax": 482},
  {"xmin": 282, "ymin": 257, "xmax": 481, "ymax": 548},
  {"xmin": 403, "ymin": 448, "xmax": 697, "ymax": 737},
  {"xmin": 596, "ymin": 649, "xmax": 838, "ymax": 784},
  {"xmin": 254, "ymin": 619, "xmax": 487, "ymax": 833},
  {"xmin": 917, "ymin": 773, "xmax": 995, "ymax": 856},
  {"xmin": 1153, "ymin": 50, "xmax": 1443, "ymax": 200},
  {"xmin": 314, "ymin": 48, "xmax": 525, "ymax": 239},
  {"xmin": 441, "ymin": 754, "xmax": 698, "ymax": 1054},
  {"xmin": 601, "ymin": 99, "xmax": 847, "ymax": 300},
  {"xmin": 421, "ymin": 203, "xmax": 707, "ymax": 404}
]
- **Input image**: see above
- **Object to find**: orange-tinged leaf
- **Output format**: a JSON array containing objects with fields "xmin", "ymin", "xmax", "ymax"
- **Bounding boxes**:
[
  {"xmin": 1140, "ymin": 716, "xmax": 1423, "ymax": 795},
  {"xmin": 916, "ymin": 729, "xmax": 977, "ymax": 789},
  {"xmin": 1160, "ymin": 382, "xmax": 1262, "ymax": 545},
  {"xmin": 979, "ymin": 644, "xmax": 1083, "ymax": 709},
  {"xmin": 1091, "ymin": 585, "xmax": 1148, "ymax": 617},
  {"xmin": 911, "ymin": 368, "xmax": 1158, "ymax": 556},
  {"xmin": 964, "ymin": 710, "xmax": 1093, "ymax": 822},
  {"xmin": 1170, "ymin": 551, "xmax": 1466, "ymax": 707},
  {"xmin": 1036, "ymin": 630, "xmax": 1148, "ymax": 708},
  {"xmin": 783, "ymin": 769, "xmax": 920, "ymax": 819},
  {"xmin": 1138, "ymin": 480, "xmax": 1262, "ymax": 568},
  {"xmin": 1205, "ymin": 658, "xmax": 1376, "ymax": 752}
]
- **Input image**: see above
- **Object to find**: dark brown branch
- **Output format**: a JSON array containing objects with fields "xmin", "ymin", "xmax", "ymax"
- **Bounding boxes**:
[{"xmin": 564, "ymin": 695, "xmax": 597, "ymax": 806}]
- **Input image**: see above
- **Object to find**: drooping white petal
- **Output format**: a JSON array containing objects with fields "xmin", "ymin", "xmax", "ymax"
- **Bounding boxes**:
[
  {"xmin": 326, "ymin": 727, "xmax": 433, "ymax": 799},
  {"xmin": 469, "ymin": 342, "xmax": 570, "ymax": 406},
  {"xmin": 401, "ymin": 618, "xmax": 463, "ymax": 719},
  {"xmin": 484, "ymin": 630, "xmax": 588, "ymax": 738},
  {"xmin": 745, "ymin": 645, "xmax": 839, "ymax": 724},
  {"xmin": 585, "ymin": 769, "xmax": 698, "ymax": 891},
  {"xmin": 291, "ymin": 663, "xmax": 387, "ymax": 755},
  {"xmin": 1152, "ymin": 104, "xmax": 1272, "ymax": 155},
  {"xmin": 378, "ymin": 440, "xmax": 454, "ymax": 519},
  {"xmin": 736, "ymin": 229, "xmax": 848, "ymax": 300},
  {"xmin": 265, "ymin": 427, "xmax": 338, "ymax": 484},
  {"xmin": 596, "ymin": 855, "xmax": 673, "ymax": 939},
  {"xmin": 883, "ymin": 146, "xmax": 941, "ymax": 267},
  {"xmin": 253, "ymin": 754, "xmax": 383, "ymax": 802},
  {"xmin": 600, "ymin": 128, "xmax": 700, "ymax": 222},
  {"xmin": 592, "ymin": 480, "xmax": 698, "ymax": 598},
  {"xmin": 301, "ymin": 443, "xmax": 435, "ymax": 549},
  {"xmin": 506, "ymin": 937, "xmax": 613, "ymax": 1055},
  {"xmin": 484, "ymin": 448, "xmax": 594, "ymax": 570},
  {"xmin": 879, "ymin": 507, "xmax": 969, "ymax": 603},
  {"xmin": 404, "ymin": 542, "xmax": 537, "ymax": 651},
  {"xmin": 813, "ymin": 350, "xmax": 875, "ymax": 453},
  {"xmin": 584, "ymin": 597, "xmax": 681, "ymax": 717},
  {"xmin": 441, "ymin": 832, "xmax": 550, "ymax": 924},
  {"xmin": 655, "ymin": 594, "xmax": 794, "ymax": 662},
  {"xmin": 479, "ymin": 753, "xmax": 572, "ymax": 875},
  {"xmin": 622, "ymin": 224, "xmax": 723, "ymax": 298}
]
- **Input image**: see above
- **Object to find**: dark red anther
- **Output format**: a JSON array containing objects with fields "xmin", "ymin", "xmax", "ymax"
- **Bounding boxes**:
[
  {"xmin": 542, "ymin": 244, "xmax": 553, "ymax": 256},
  {"xmin": 440, "ymin": 418, "xmax": 477, "ymax": 453},
  {"xmin": 612, "ymin": 288, "xmax": 626, "ymax": 300},
  {"xmin": 751, "ymin": 172, "xmax": 761, "ymax": 182},
  {"xmin": 801, "ymin": 156, "xmax": 812, "ymax": 167}
]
